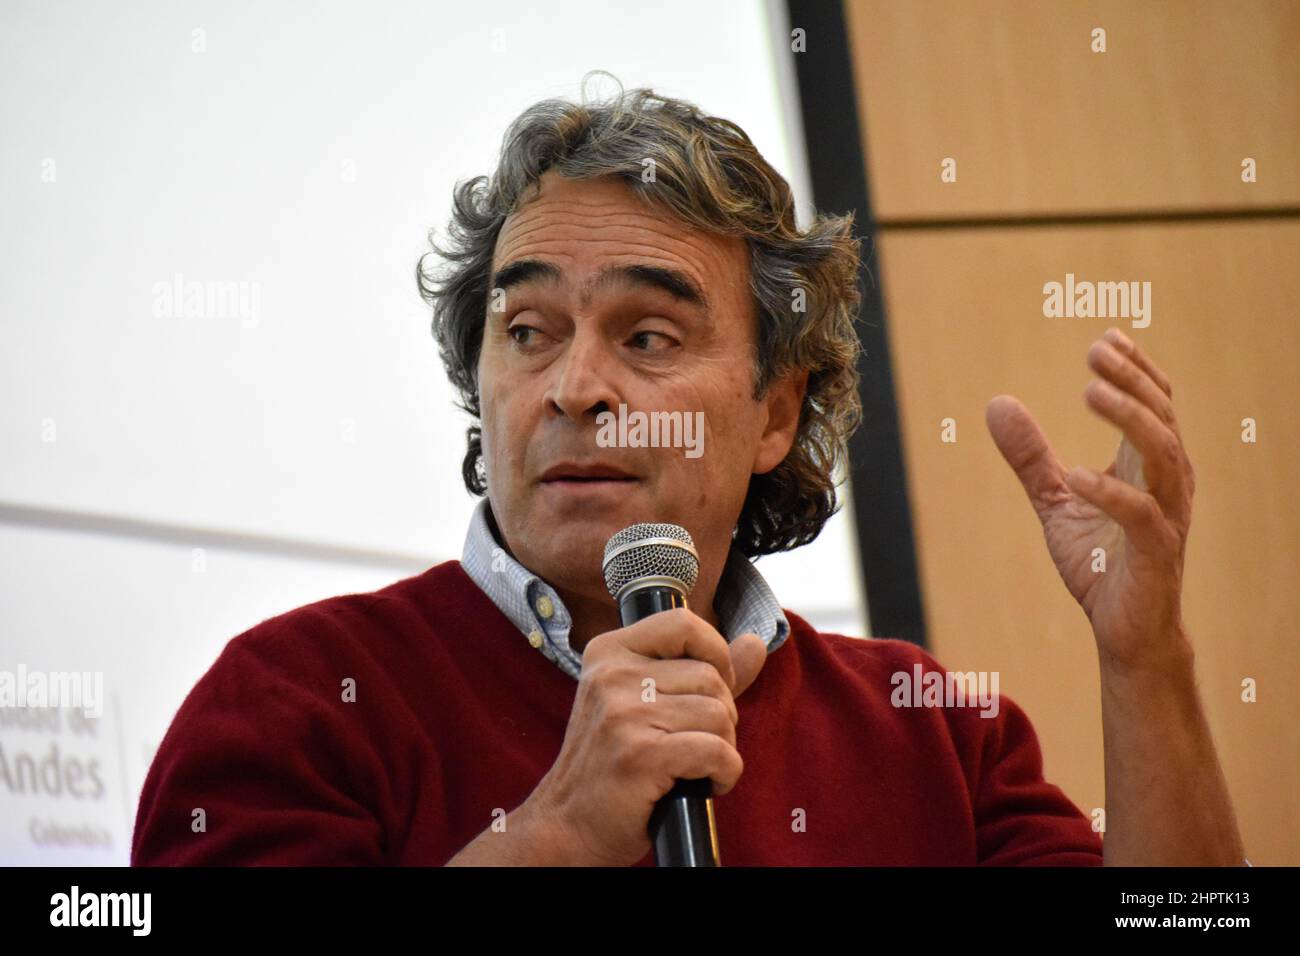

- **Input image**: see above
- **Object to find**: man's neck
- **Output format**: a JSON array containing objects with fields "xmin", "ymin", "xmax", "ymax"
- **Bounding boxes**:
[{"xmin": 483, "ymin": 503, "xmax": 726, "ymax": 655}]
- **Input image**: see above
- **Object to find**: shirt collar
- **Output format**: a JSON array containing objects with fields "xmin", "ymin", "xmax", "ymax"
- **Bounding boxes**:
[{"xmin": 459, "ymin": 498, "xmax": 789, "ymax": 677}]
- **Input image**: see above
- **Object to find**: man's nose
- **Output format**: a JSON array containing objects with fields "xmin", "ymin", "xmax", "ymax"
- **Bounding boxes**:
[{"xmin": 544, "ymin": 332, "xmax": 620, "ymax": 423}]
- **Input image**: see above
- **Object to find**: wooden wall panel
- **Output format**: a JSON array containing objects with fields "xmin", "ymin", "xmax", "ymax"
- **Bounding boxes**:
[
  {"xmin": 844, "ymin": 0, "xmax": 1300, "ymax": 219},
  {"xmin": 877, "ymin": 221, "xmax": 1300, "ymax": 863}
]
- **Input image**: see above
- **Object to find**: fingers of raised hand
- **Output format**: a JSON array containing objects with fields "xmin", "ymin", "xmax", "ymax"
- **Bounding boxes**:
[{"xmin": 1089, "ymin": 333, "xmax": 1179, "ymax": 435}]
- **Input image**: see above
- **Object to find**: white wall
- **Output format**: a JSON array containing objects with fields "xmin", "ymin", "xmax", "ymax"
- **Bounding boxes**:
[{"xmin": 0, "ymin": 0, "xmax": 867, "ymax": 865}]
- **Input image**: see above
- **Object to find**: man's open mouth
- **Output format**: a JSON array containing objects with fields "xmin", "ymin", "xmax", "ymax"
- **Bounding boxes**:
[{"xmin": 539, "ymin": 463, "xmax": 638, "ymax": 483}]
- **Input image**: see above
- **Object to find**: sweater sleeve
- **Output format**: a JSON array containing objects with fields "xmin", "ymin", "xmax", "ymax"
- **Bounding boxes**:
[
  {"xmin": 131, "ymin": 614, "xmax": 389, "ymax": 866},
  {"xmin": 968, "ymin": 692, "xmax": 1104, "ymax": 866}
]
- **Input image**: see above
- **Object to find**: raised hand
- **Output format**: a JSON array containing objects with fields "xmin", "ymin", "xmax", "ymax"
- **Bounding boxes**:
[{"xmin": 985, "ymin": 327, "xmax": 1195, "ymax": 670}]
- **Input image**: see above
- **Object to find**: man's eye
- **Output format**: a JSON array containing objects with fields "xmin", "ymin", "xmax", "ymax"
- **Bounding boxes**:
[
  {"xmin": 508, "ymin": 324, "xmax": 540, "ymax": 346},
  {"xmin": 630, "ymin": 330, "xmax": 677, "ymax": 351}
]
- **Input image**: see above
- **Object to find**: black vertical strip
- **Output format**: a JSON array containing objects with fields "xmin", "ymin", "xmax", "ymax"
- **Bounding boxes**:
[{"xmin": 785, "ymin": 0, "xmax": 927, "ymax": 647}]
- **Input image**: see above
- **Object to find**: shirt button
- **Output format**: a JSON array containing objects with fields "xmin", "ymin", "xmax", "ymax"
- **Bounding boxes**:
[
  {"xmin": 536, "ymin": 595, "xmax": 555, "ymax": 619},
  {"xmin": 526, "ymin": 629, "xmax": 544, "ymax": 649}
]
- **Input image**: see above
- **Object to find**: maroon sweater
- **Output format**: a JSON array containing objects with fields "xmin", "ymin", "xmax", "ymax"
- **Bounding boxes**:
[{"xmin": 130, "ymin": 561, "xmax": 1104, "ymax": 866}]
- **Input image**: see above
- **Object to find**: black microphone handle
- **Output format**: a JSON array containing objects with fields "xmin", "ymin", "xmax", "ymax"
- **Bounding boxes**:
[{"xmin": 618, "ymin": 584, "xmax": 721, "ymax": 867}]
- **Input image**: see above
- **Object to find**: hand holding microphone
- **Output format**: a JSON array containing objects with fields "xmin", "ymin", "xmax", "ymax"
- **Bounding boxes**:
[{"xmin": 521, "ymin": 523, "xmax": 766, "ymax": 867}]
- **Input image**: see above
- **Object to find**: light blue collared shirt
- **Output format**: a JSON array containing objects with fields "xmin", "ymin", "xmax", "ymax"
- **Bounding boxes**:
[{"xmin": 459, "ymin": 498, "xmax": 789, "ymax": 679}]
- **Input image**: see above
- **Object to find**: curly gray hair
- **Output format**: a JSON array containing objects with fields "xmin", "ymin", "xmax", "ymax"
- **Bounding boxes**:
[{"xmin": 416, "ymin": 73, "xmax": 863, "ymax": 557}]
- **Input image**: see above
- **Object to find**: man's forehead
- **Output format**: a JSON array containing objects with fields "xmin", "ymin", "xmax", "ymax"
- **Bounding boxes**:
[{"xmin": 492, "ymin": 173, "xmax": 747, "ymax": 304}]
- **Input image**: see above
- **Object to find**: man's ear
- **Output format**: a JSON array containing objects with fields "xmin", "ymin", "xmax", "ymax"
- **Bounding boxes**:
[{"xmin": 753, "ymin": 368, "xmax": 809, "ymax": 475}]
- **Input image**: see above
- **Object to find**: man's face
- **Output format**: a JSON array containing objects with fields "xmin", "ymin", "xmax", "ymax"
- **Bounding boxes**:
[{"xmin": 477, "ymin": 170, "xmax": 800, "ymax": 609}]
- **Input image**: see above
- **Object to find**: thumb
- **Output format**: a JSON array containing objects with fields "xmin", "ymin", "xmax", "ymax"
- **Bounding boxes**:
[
  {"xmin": 985, "ymin": 394, "xmax": 1068, "ymax": 512},
  {"xmin": 728, "ymin": 633, "xmax": 768, "ymax": 699}
]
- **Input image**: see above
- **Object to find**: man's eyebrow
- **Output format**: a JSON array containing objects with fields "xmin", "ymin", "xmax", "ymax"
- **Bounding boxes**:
[
  {"xmin": 489, "ymin": 258, "xmax": 711, "ymax": 315},
  {"xmin": 489, "ymin": 258, "xmax": 561, "ymax": 296}
]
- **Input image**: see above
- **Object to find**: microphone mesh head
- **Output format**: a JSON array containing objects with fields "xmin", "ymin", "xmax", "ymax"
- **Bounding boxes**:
[{"xmin": 602, "ymin": 523, "xmax": 700, "ymax": 600}]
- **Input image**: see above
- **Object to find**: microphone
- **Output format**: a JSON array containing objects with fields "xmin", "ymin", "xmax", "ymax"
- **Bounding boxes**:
[{"xmin": 602, "ymin": 522, "xmax": 720, "ymax": 867}]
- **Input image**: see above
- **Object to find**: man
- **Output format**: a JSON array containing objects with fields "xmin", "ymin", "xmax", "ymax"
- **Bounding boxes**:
[{"xmin": 131, "ymin": 81, "xmax": 1245, "ymax": 866}]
